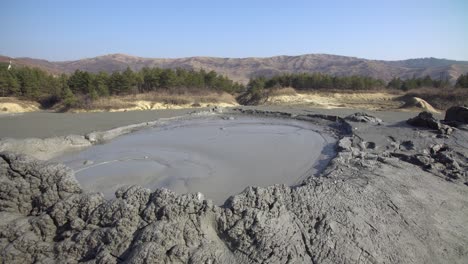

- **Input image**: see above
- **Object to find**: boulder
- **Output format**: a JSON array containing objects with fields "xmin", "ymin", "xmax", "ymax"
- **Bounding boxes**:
[
  {"xmin": 445, "ymin": 106, "xmax": 468, "ymax": 124},
  {"xmin": 407, "ymin": 111, "xmax": 452, "ymax": 134},
  {"xmin": 345, "ymin": 112, "xmax": 382, "ymax": 123}
]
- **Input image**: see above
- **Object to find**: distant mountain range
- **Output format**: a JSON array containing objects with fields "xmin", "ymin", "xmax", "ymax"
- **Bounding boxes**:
[{"xmin": 1, "ymin": 53, "xmax": 468, "ymax": 84}]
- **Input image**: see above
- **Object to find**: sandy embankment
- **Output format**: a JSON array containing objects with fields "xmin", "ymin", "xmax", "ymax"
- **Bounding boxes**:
[
  {"xmin": 98, "ymin": 100, "xmax": 236, "ymax": 112},
  {"xmin": 266, "ymin": 91, "xmax": 397, "ymax": 109},
  {"xmin": 265, "ymin": 89, "xmax": 440, "ymax": 113},
  {"xmin": 0, "ymin": 97, "xmax": 40, "ymax": 113},
  {"xmin": 72, "ymin": 92, "xmax": 239, "ymax": 112},
  {"xmin": 0, "ymin": 89, "xmax": 441, "ymax": 115},
  {"xmin": 72, "ymin": 100, "xmax": 238, "ymax": 113},
  {"xmin": 0, "ymin": 92, "xmax": 238, "ymax": 114}
]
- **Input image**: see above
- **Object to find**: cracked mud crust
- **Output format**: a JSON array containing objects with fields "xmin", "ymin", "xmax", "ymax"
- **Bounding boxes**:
[{"xmin": 0, "ymin": 109, "xmax": 467, "ymax": 263}]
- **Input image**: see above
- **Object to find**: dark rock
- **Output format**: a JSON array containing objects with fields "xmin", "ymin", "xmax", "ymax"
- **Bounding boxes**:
[
  {"xmin": 392, "ymin": 145, "xmax": 467, "ymax": 184},
  {"xmin": 445, "ymin": 106, "xmax": 468, "ymax": 124},
  {"xmin": 407, "ymin": 111, "xmax": 453, "ymax": 135},
  {"xmin": 400, "ymin": 140, "xmax": 415, "ymax": 151},
  {"xmin": 364, "ymin": 141, "xmax": 377, "ymax": 149},
  {"xmin": 345, "ymin": 112, "xmax": 382, "ymax": 123},
  {"xmin": 407, "ymin": 112, "xmax": 439, "ymax": 129}
]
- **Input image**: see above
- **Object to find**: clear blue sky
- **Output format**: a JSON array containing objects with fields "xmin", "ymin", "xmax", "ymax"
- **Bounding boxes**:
[{"xmin": 1, "ymin": 0, "xmax": 467, "ymax": 61}]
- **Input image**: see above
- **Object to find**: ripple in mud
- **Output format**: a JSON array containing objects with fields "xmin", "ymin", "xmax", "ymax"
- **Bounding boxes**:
[{"xmin": 55, "ymin": 116, "xmax": 335, "ymax": 204}]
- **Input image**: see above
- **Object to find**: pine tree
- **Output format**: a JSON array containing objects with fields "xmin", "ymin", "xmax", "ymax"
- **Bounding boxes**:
[{"xmin": 455, "ymin": 73, "xmax": 468, "ymax": 88}]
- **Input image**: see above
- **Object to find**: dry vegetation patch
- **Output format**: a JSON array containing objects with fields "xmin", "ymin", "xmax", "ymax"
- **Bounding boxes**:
[
  {"xmin": 401, "ymin": 88, "xmax": 468, "ymax": 110},
  {"xmin": 265, "ymin": 88, "xmax": 403, "ymax": 110},
  {"xmin": 0, "ymin": 97, "xmax": 40, "ymax": 113},
  {"xmin": 267, "ymin": 87, "xmax": 298, "ymax": 96},
  {"xmin": 71, "ymin": 90, "xmax": 238, "ymax": 112},
  {"xmin": 265, "ymin": 87, "xmax": 466, "ymax": 112}
]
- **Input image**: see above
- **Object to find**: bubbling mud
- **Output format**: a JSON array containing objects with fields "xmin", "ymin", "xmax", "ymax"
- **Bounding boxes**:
[{"xmin": 54, "ymin": 116, "xmax": 335, "ymax": 204}]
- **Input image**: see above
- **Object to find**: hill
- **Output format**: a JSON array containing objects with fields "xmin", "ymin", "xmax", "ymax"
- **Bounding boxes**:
[{"xmin": 1, "ymin": 53, "xmax": 468, "ymax": 84}]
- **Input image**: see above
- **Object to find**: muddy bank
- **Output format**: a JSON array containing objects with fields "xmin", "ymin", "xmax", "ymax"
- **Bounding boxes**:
[
  {"xmin": 0, "ymin": 105, "xmax": 443, "ymax": 139},
  {"xmin": 0, "ymin": 108, "xmax": 194, "ymax": 139},
  {"xmin": 0, "ymin": 108, "xmax": 235, "ymax": 160},
  {"xmin": 0, "ymin": 108, "xmax": 467, "ymax": 263}
]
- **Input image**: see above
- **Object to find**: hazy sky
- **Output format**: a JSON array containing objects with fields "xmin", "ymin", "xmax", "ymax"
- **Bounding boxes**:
[{"xmin": 1, "ymin": 0, "xmax": 467, "ymax": 61}]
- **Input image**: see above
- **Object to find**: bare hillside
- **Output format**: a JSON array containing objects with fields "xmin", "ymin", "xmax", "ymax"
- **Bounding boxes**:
[{"xmin": 1, "ymin": 53, "xmax": 468, "ymax": 84}]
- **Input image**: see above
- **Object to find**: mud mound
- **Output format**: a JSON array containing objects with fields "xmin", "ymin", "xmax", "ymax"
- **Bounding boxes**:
[
  {"xmin": 400, "ymin": 96, "xmax": 439, "ymax": 113},
  {"xmin": 0, "ymin": 135, "xmax": 91, "ymax": 160}
]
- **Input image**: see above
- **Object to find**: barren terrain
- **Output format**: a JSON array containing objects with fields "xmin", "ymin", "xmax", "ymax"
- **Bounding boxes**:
[{"xmin": 0, "ymin": 106, "xmax": 467, "ymax": 263}]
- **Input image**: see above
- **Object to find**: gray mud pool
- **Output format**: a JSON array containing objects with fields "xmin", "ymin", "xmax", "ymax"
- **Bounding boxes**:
[{"xmin": 54, "ymin": 116, "xmax": 335, "ymax": 204}]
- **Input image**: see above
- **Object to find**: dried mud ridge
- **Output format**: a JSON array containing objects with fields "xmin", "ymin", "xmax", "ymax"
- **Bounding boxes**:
[{"xmin": 1, "ymin": 109, "xmax": 468, "ymax": 263}]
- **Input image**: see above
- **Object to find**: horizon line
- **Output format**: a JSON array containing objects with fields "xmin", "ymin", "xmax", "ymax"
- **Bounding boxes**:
[{"xmin": 2, "ymin": 52, "xmax": 468, "ymax": 63}]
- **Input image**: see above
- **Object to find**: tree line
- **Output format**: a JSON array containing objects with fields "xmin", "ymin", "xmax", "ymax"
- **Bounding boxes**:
[
  {"xmin": 1, "ymin": 62, "xmax": 467, "ymax": 108},
  {"xmin": 387, "ymin": 76, "xmax": 451, "ymax": 90},
  {"xmin": 0, "ymin": 63, "xmax": 244, "ymax": 108},
  {"xmin": 250, "ymin": 73, "xmax": 386, "ymax": 91},
  {"xmin": 456, "ymin": 73, "xmax": 468, "ymax": 88},
  {"xmin": 246, "ymin": 72, "xmax": 468, "ymax": 94}
]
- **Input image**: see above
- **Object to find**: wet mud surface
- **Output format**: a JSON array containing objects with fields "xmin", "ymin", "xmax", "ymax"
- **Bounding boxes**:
[{"xmin": 54, "ymin": 117, "xmax": 335, "ymax": 204}]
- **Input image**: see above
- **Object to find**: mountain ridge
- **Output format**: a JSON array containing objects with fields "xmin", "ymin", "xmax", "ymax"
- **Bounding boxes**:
[{"xmin": 2, "ymin": 53, "xmax": 468, "ymax": 84}]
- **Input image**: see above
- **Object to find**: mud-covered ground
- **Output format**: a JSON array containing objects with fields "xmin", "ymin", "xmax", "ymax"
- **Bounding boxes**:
[
  {"xmin": 0, "ymin": 106, "xmax": 443, "ymax": 139},
  {"xmin": 0, "ymin": 107, "xmax": 467, "ymax": 263}
]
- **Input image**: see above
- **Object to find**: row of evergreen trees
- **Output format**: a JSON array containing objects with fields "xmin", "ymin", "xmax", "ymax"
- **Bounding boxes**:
[
  {"xmin": 251, "ymin": 73, "xmax": 386, "ymax": 91},
  {"xmin": 0, "ymin": 63, "xmax": 244, "ymax": 107},
  {"xmin": 247, "ymin": 72, "xmax": 468, "ymax": 93},
  {"xmin": 66, "ymin": 67, "xmax": 244, "ymax": 97},
  {"xmin": 387, "ymin": 76, "xmax": 451, "ymax": 90}
]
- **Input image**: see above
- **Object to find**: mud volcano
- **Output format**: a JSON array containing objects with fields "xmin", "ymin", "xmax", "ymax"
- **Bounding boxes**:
[
  {"xmin": 54, "ymin": 116, "xmax": 335, "ymax": 204},
  {"xmin": 2, "ymin": 109, "xmax": 468, "ymax": 263}
]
